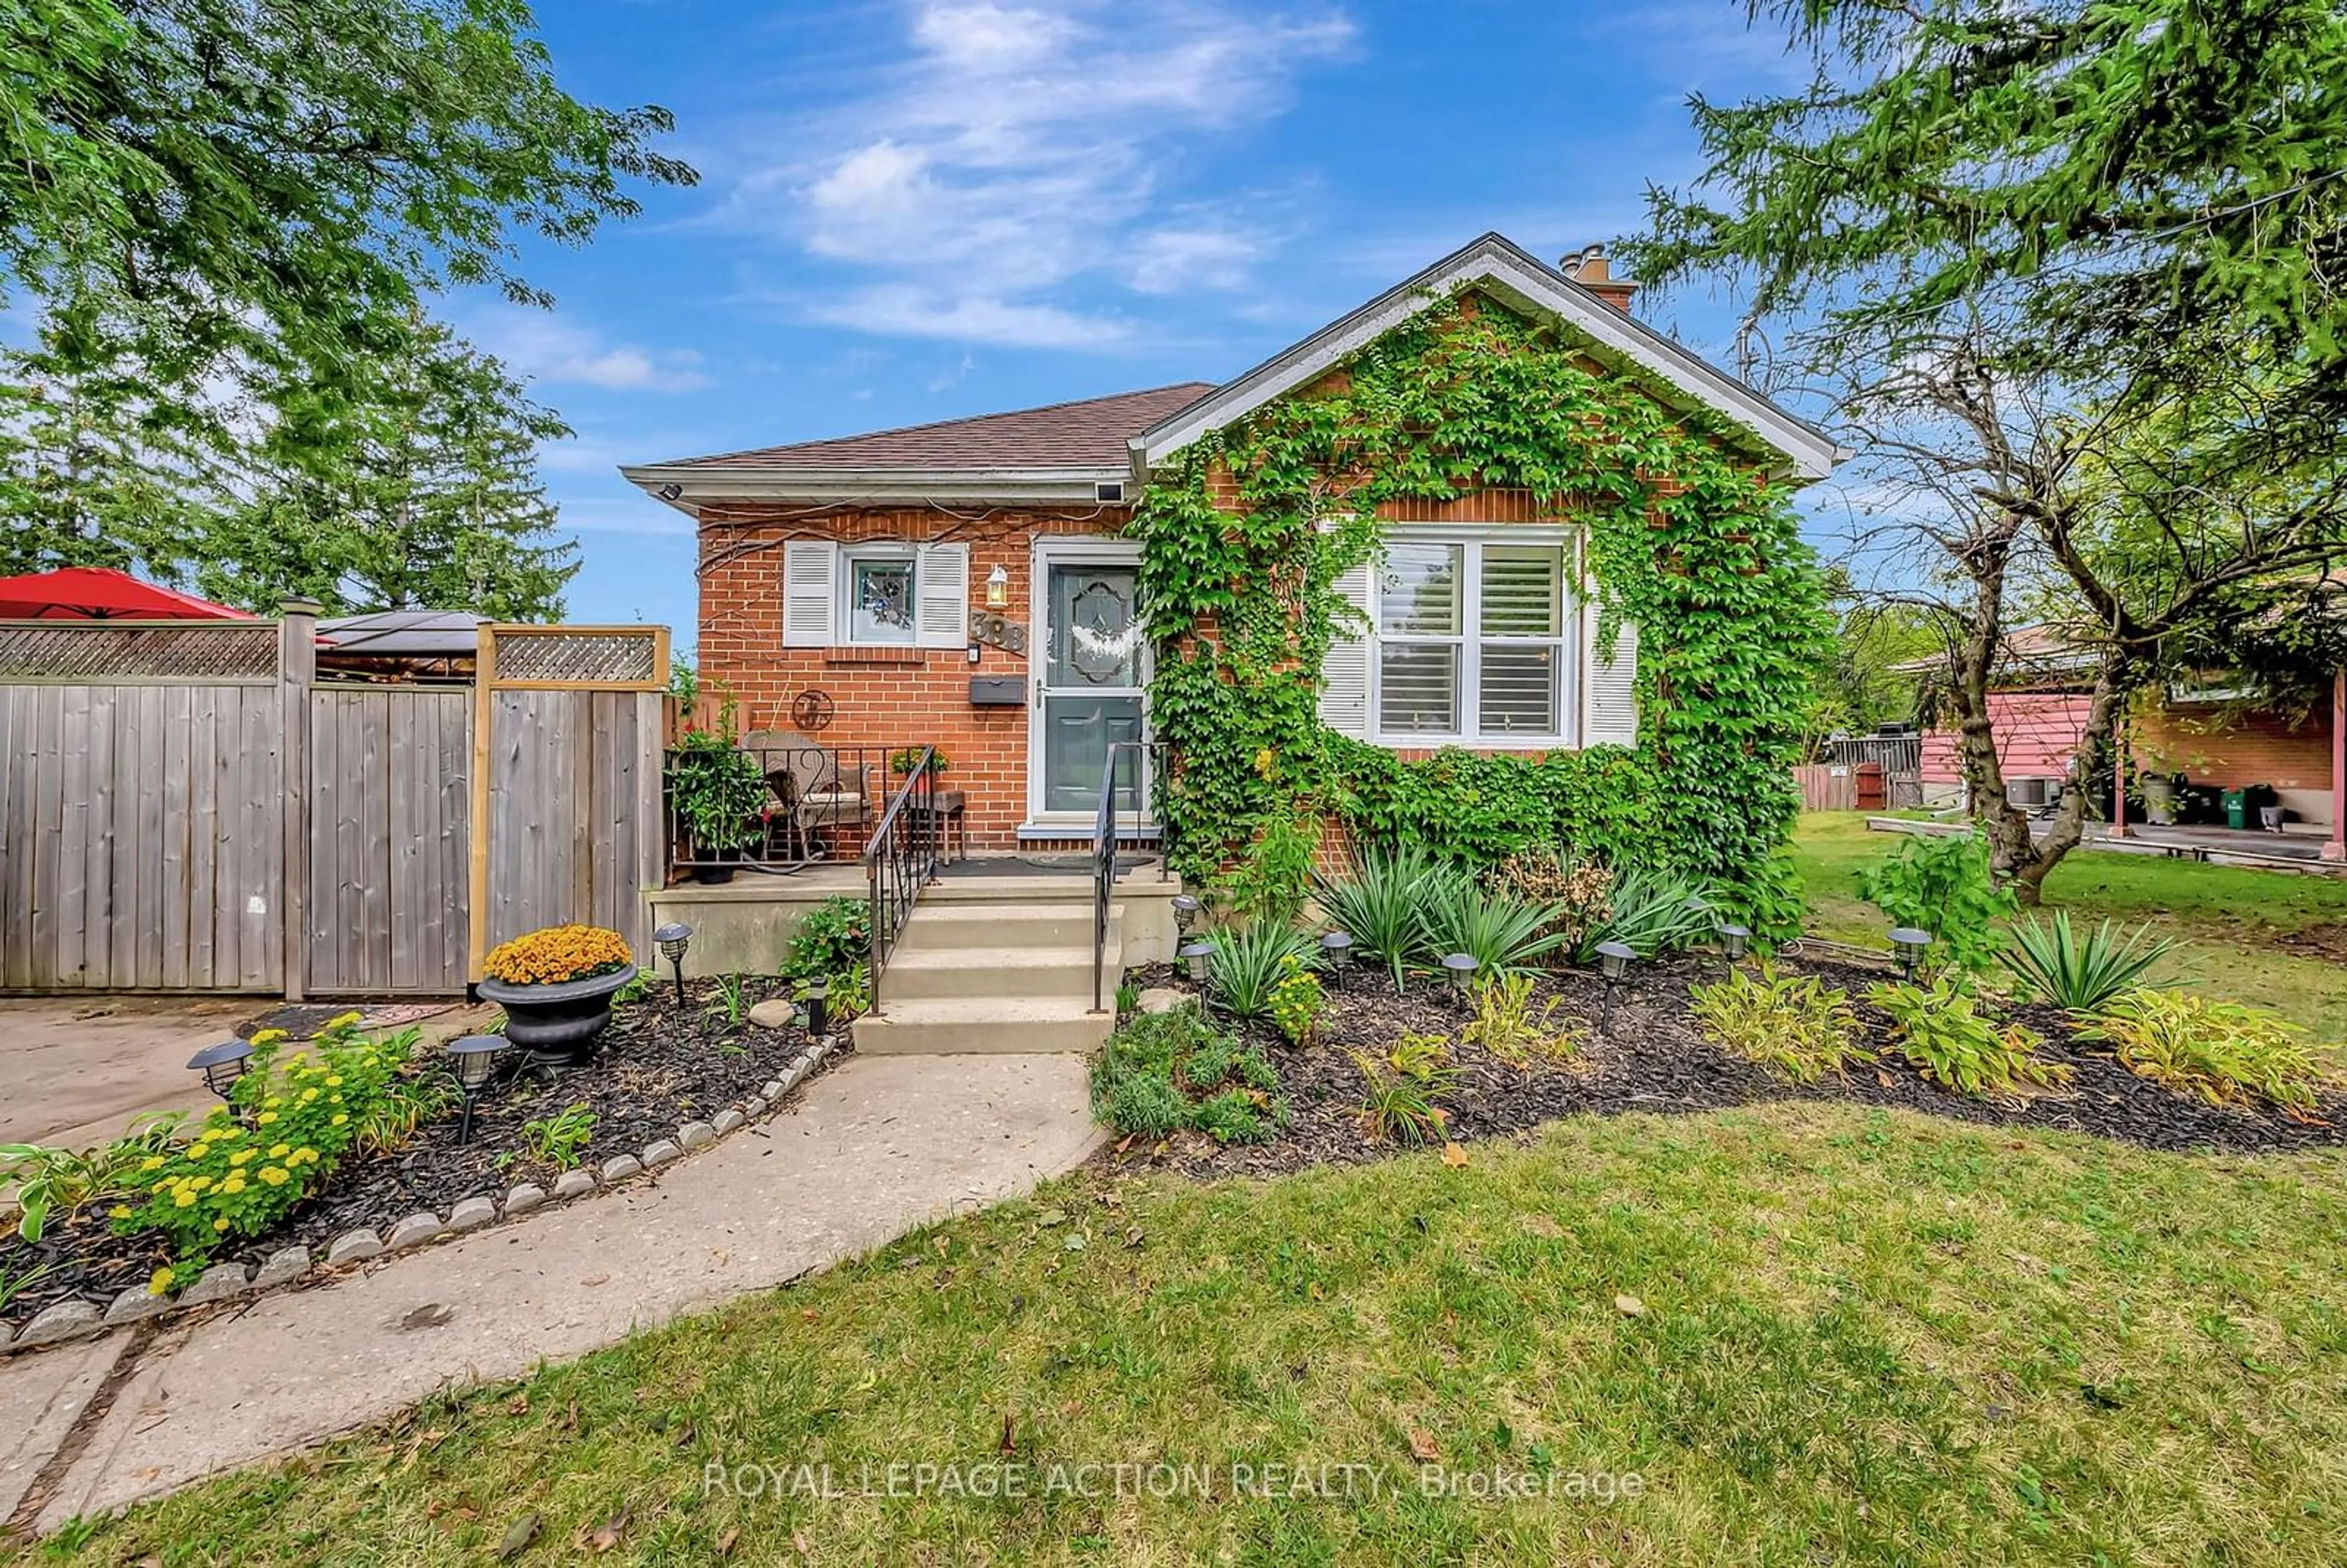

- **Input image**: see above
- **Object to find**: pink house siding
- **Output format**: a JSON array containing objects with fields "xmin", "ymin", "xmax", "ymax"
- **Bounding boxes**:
[{"xmin": 1919, "ymin": 693, "xmax": 2096, "ymax": 786}]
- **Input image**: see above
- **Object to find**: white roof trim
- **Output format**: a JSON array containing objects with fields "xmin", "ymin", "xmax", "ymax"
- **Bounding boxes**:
[
  {"xmin": 619, "ymin": 463, "xmax": 1129, "ymax": 514},
  {"xmin": 1129, "ymin": 232, "xmax": 1842, "ymax": 482}
]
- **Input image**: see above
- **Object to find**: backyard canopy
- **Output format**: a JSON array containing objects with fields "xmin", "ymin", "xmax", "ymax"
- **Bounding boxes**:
[{"xmin": 0, "ymin": 565, "xmax": 254, "ymax": 620}]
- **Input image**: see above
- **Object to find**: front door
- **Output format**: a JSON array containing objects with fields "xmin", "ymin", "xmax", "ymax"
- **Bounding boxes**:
[{"xmin": 1030, "ymin": 543, "xmax": 1147, "ymax": 823}]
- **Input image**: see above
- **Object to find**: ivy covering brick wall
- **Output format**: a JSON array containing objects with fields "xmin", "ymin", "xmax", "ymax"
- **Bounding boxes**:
[{"xmin": 1130, "ymin": 291, "xmax": 1832, "ymax": 932}]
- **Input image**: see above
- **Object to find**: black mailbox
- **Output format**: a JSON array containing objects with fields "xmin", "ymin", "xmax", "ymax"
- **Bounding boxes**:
[{"xmin": 969, "ymin": 676, "xmax": 1025, "ymax": 706}]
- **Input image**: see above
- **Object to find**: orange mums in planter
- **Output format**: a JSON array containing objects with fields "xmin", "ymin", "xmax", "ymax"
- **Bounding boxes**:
[{"xmin": 483, "ymin": 924, "xmax": 635, "ymax": 986}]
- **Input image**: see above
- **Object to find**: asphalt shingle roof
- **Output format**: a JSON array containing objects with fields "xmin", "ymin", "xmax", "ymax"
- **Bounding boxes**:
[{"xmin": 658, "ymin": 383, "xmax": 1216, "ymax": 472}]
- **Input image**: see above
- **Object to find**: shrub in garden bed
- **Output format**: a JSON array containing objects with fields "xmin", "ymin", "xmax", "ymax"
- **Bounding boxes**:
[
  {"xmin": 1690, "ymin": 961, "xmax": 1872, "ymax": 1084},
  {"xmin": 1867, "ymin": 978, "xmax": 2071, "ymax": 1097},
  {"xmin": 1091, "ymin": 1005, "xmax": 1287, "ymax": 1145},
  {"xmin": 2000, "ymin": 913, "xmax": 2181, "ymax": 1012},
  {"xmin": 2077, "ymin": 989, "xmax": 2333, "ymax": 1115}
]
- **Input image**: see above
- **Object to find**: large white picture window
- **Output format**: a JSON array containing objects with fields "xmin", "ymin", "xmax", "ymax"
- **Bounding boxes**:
[{"xmin": 1370, "ymin": 530, "xmax": 1573, "ymax": 745}]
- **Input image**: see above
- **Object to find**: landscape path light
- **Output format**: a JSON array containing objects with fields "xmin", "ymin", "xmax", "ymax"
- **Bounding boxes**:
[
  {"xmin": 444, "ymin": 1035, "xmax": 509, "ymax": 1145},
  {"xmin": 187, "ymin": 1038, "xmax": 254, "ymax": 1107},
  {"xmin": 1179, "ymin": 940, "xmax": 1212, "ymax": 984},
  {"xmin": 1889, "ymin": 926, "xmax": 1933, "ymax": 979},
  {"xmin": 1594, "ymin": 940, "xmax": 1637, "ymax": 1033},
  {"xmin": 654, "ymin": 921, "xmax": 694, "ymax": 1006}
]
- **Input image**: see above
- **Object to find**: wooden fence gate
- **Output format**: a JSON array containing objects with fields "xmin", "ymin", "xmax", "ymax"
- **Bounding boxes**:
[{"xmin": 0, "ymin": 609, "xmax": 666, "ymax": 997}]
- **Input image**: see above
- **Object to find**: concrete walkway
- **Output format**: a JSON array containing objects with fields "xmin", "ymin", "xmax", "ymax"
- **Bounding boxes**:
[{"xmin": 1, "ymin": 1052, "xmax": 1100, "ymax": 1534}]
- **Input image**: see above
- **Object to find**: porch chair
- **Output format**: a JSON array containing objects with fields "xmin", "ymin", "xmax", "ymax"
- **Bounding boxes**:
[{"xmin": 743, "ymin": 732, "xmax": 873, "ymax": 860}]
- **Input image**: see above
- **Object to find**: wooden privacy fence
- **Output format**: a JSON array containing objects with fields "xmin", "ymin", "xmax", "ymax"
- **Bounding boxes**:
[
  {"xmin": 0, "ymin": 608, "xmax": 667, "ymax": 997},
  {"xmin": 1793, "ymin": 763, "xmax": 1861, "ymax": 812}
]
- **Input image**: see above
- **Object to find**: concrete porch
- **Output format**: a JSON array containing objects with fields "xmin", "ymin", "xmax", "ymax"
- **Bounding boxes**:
[{"xmin": 644, "ymin": 854, "xmax": 1186, "ymax": 1053}]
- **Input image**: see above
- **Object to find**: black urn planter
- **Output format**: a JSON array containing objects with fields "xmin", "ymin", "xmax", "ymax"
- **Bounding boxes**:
[{"xmin": 477, "ymin": 965, "xmax": 637, "ymax": 1064}]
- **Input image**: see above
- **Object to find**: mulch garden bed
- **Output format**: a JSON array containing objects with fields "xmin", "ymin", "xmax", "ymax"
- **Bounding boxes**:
[
  {"xmin": 1109, "ymin": 954, "xmax": 2347, "ymax": 1181},
  {"xmin": 2, "ymin": 976, "xmax": 836, "ymax": 1328}
]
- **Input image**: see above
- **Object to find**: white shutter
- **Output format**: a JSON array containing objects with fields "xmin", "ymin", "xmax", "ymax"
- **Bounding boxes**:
[
  {"xmin": 915, "ymin": 543, "xmax": 969, "ymax": 648},
  {"xmin": 1583, "ymin": 615, "xmax": 1638, "ymax": 746},
  {"xmin": 782, "ymin": 540, "xmax": 839, "ymax": 647},
  {"xmin": 1318, "ymin": 562, "xmax": 1373, "ymax": 737}
]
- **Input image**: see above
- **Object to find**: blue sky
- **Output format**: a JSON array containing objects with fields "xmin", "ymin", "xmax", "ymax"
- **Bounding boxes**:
[{"xmin": 487, "ymin": 1, "xmax": 1814, "ymax": 642}]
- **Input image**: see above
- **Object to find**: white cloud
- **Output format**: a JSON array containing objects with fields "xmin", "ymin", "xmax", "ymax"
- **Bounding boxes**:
[
  {"xmin": 718, "ymin": 1, "xmax": 1354, "ymax": 347},
  {"xmin": 475, "ymin": 312, "xmax": 711, "ymax": 393}
]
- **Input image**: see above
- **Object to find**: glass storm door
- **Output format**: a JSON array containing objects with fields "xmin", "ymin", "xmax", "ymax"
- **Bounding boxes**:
[{"xmin": 1034, "ymin": 554, "xmax": 1146, "ymax": 819}]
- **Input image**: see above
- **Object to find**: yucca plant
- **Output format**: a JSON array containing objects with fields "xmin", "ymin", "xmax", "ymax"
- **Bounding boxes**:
[
  {"xmin": 2000, "ymin": 912, "xmax": 2181, "ymax": 1011},
  {"xmin": 1205, "ymin": 922, "xmax": 1323, "ymax": 1022},
  {"xmin": 1314, "ymin": 844, "xmax": 1452, "ymax": 994},
  {"xmin": 1421, "ymin": 875, "xmax": 1568, "ymax": 977},
  {"xmin": 1576, "ymin": 865, "xmax": 1713, "ymax": 960}
]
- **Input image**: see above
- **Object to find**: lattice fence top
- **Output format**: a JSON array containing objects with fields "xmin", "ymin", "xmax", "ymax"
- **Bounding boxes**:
[
  {"xmin": 487, "ymin": 627, "xmax": 663, "ymax": 688},
  {"xmin": 0, "ymin": 620, "xmax": 280, "ymax": 683}
]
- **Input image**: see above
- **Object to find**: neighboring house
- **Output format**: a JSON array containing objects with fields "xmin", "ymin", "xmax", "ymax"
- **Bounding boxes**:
[
  {"xmin": 1913, "ymin": 626, "xmax": 2343, "ymax": 837},
  {"xmin": 622, "ymin": 233, "xmax": 1840, "ymax": 854}
]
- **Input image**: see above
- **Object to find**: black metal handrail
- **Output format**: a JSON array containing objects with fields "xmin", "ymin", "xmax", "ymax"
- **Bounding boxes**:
[
  {"xmin": 862, "ymin": 744, "xmax": 941, "ymax": 1017},
  {"xmin": 1093, "ymin": 739, "xmax": 1171, "ymax": 1013}
]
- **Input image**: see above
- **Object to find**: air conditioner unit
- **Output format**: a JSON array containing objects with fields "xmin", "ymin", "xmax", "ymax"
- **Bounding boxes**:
[{"xmin": 2006, "ymin": 777, "xmax": 2050, "ymax": 808}]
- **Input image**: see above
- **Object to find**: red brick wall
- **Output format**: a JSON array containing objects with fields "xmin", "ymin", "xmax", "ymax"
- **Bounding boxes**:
[
  {"xmin": 694, "ymin": 503, "xmax": 1126, "ymax": 847},
  {"xmin": 2132, "ymin": 703, "xmax": 2333, "ymax": 794}
]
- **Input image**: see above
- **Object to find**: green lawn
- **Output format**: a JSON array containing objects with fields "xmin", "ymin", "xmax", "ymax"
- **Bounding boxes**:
[
  {"xmin": 42, "ymin": 1105, "xmax": 2347, "ymax": 1566},
  {"xmin": 1793, "ymin": 813, "xmax": 2347, "ymax": 1041}
]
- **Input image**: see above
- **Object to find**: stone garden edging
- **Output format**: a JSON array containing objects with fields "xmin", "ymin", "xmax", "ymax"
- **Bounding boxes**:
[{"xmin": 0, "ymin": 1035, "xmax": 841, "ymax": 1359}]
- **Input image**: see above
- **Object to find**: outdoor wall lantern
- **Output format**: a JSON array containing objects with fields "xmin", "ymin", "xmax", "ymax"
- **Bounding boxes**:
[
  {"xmin": 1180, "ymin": 940, "xmax": 1212, "ymax": 983},
  {"xmin": 1320, "ymin": 929, "xmax": 1354, "ymax": 967},
  {"xmin": 1889, "ymin": 926, "xmax": 1934, "ymax": 978},
  {"xmin": 803, "ymin": 980, "xmax": 831, "ymax": 1038},
  {"xmin": 1717, "ymin": 923, "xmax": 1752, "ymax": 964},
  {"xmin": 985, "ymin": 564, "xmax": 1010, "ymax": 608},
  {"xmin": 444, "ymin": 1035, "xmax": 509, "ymax": 1145},
  {"xmin": 1441, "ymin": 953, "xmax": 1479, "ymax": 994},
  {"xmin": 653, "ymin": 921, "xmax": 694, "ymax": 1006},
  {"xmin": 1594, "ymin": 940, "xmax": 1637, "ymax": 1033},
  {"xmin": 1171, "ymin": 895, "xmax": 1200, "ymax": 937},
  {"xmin": 187, "ymin": 1038, "xmax": 255, "ymax": 1106}
]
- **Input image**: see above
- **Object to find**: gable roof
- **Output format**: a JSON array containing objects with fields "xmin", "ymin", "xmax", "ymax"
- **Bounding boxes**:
[
  {"xmin": 621, "ymin": 232, "xmax": 1841, "ymax": 514},
  {"xmin": 645, "ymin": 383, "xmax": 1214, "ymax": 476},
  {"xmin": 1131, "ymin": 232, "xmax": 1840, "ymax": 481}
]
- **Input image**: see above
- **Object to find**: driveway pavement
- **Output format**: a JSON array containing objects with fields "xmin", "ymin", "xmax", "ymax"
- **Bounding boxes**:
[{"xmin": 0, "ymin": 997, "xmax": 251, "ymax": 1151}]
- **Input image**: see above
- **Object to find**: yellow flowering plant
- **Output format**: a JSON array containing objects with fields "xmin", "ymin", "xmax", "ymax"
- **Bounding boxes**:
[
  {"xmin": 483, "ymin": 923, "xmax": 635, "ymax": 986},
  {"xmin": 115, "ymin": 1018, "xmax": 435, "ymax": 1282}
]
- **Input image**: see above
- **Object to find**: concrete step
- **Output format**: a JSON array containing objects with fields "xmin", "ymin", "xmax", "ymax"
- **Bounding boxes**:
[
  {"xmin": 919, "ymin": 875, "xmax": 1101, "ymax": 904},
  {"xmin": 896, "ymin": 901, "xmax": 1122, "ymax": 951},
  {"xmin": 852, "ymin": 993, "xmax": 1114, "ymax": 1055},
  {"xmin": 881, "ymin": 942, "xmax": 1118, "ymax": 1002}
]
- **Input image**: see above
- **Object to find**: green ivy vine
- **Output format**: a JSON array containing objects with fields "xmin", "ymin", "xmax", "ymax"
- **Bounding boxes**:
[{"xmin": 1131, "ymin": 290, "xmax": 1831, "ymax": 931}]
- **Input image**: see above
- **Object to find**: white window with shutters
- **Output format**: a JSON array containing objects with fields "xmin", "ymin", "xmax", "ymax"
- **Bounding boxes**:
[
  {"xmin": 1318, "ymin": 526, "xmax": 1628, "ymax": 750},
  {"xmin": 780, "ymin": 540, "xmax": 969, "ymax": 650}
]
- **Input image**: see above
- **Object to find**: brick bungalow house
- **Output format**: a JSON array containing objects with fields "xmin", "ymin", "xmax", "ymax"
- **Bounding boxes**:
[{"xmin": 620, "ymin": 233, "xmax": 1841, "ymax": 857}]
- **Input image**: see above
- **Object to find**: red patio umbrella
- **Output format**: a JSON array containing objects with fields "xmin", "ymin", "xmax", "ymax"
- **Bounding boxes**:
[{"xmin": 0, "ymin": 565, "xmax": 255, "ymax": 620}]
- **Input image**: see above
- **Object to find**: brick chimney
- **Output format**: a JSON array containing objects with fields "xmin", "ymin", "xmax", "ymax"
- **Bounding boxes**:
[{"xmin": 1561, "ymin": 243, "xmax": 1637, "ymax": 314}]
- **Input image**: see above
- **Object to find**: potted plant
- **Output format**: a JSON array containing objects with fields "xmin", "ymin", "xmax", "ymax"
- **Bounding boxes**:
[
  {"xmin": 889, "ymin": 746, "xmax": 964, "ymax": 814},
  {"xmin": 669, "ymin": 728, "xmax": 769, "ymax": 882},
  {"xmin": 477, "ymin": 924, "xmax": 639, "ymax": 1063}
]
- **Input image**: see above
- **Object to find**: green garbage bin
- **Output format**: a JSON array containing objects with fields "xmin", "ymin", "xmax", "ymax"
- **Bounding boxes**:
[{"xmin": 2222, "ymin": 788, "xmax": 2249, "ymax": 829}]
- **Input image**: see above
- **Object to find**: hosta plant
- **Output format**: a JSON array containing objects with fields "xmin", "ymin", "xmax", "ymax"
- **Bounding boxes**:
[
  {"xmin": 2076, "ymin": 989, "xmax": 2332, "ymax": 1115},
  {"xmin": 1867, "ymin": 979, "xmax": 2071, "ymax": 1098},
  {"xmin": 1460, "ymin": 972, "xmax": 1582, "ymax": 1069},
  {"xmin": 0, "ymin": 1112, "xmax": 184, "ymax": 1242},
  {"xmin": 1690, "ymin": 960, "xmax": 1873, "ymax": 1084},
  {"xmin": 2000, "ymin": 912, "xmax": 2181, "ymax": 1011}
]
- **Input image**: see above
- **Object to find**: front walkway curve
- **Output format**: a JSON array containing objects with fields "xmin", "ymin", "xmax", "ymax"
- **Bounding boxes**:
[{"xmin": 7, "ymin": 1052, "xmax": 1100, "ymax": 1534}]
